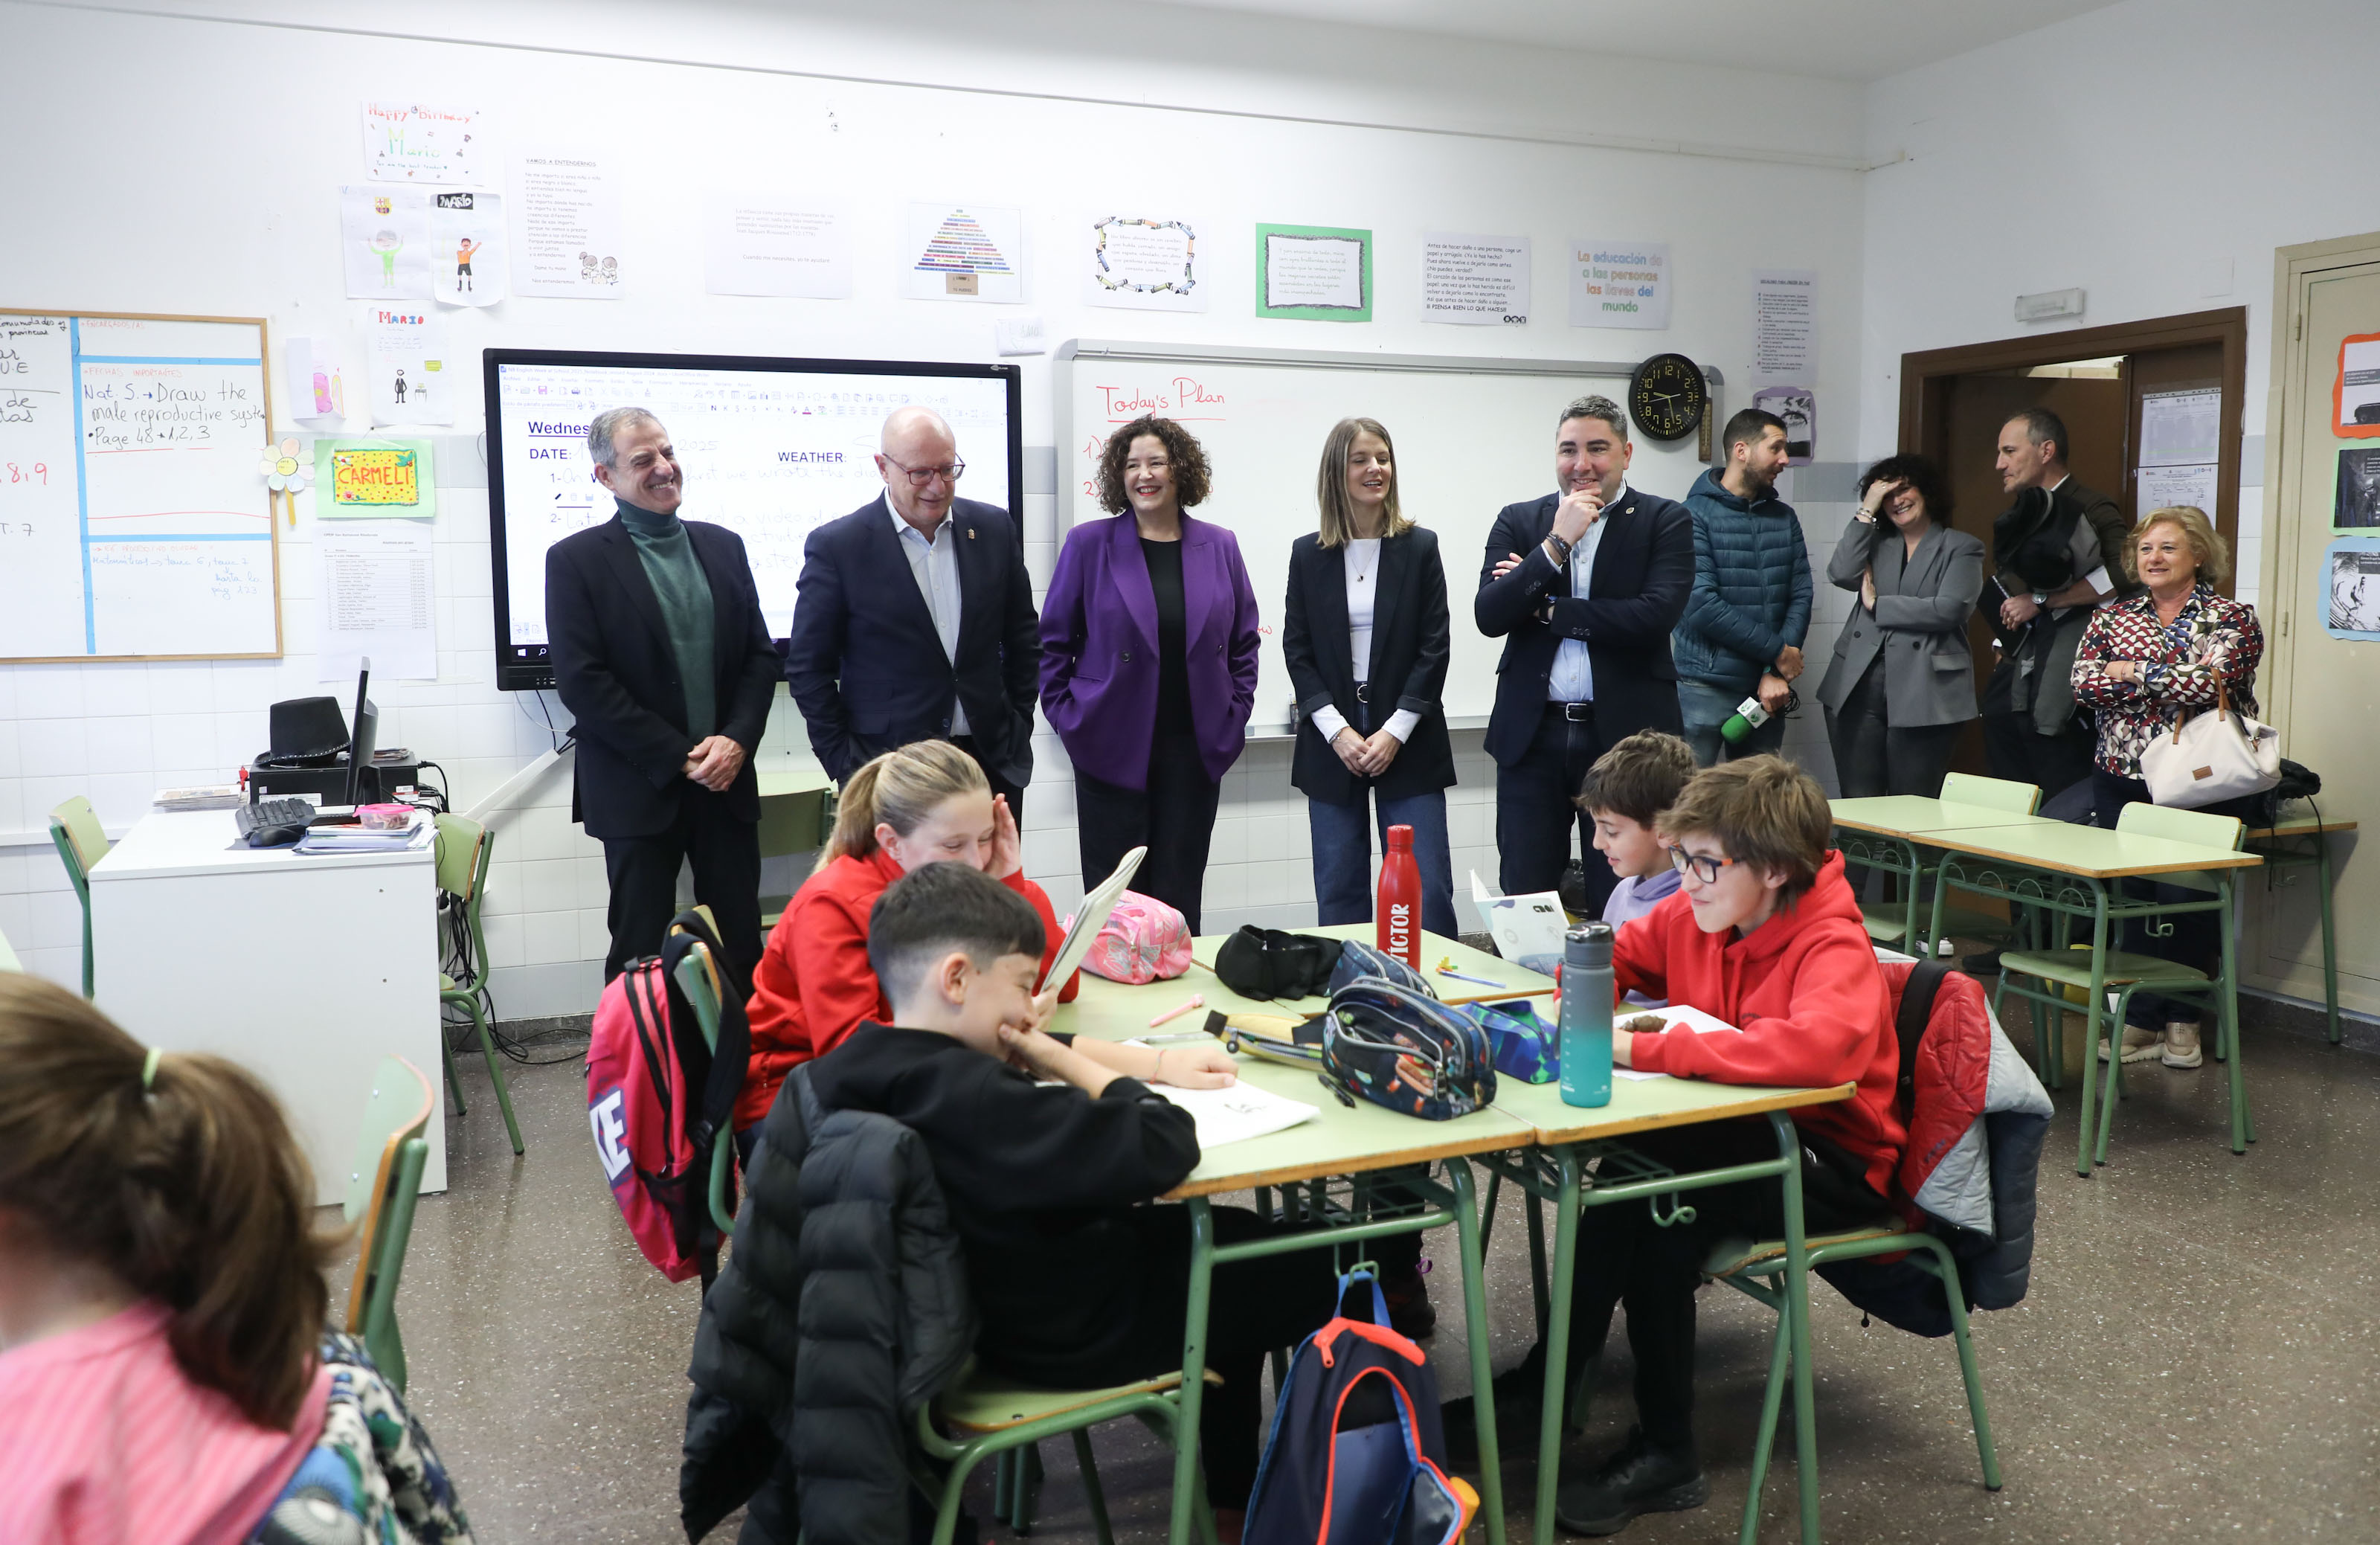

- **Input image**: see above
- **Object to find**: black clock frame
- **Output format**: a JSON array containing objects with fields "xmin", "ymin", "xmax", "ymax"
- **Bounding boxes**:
[{"xmin": 1627, "ymin": 353, "xmax": 1708, "ymax": 443}]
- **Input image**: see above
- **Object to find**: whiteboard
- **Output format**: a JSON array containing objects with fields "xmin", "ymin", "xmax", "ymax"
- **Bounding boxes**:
[
  {"xmin": 1055, "ymin": 341, "xmax": 1720, "ymax": 731},
  {"xmin": 0, "ymin": 312, "xmax": 280, "ymax": 662}
]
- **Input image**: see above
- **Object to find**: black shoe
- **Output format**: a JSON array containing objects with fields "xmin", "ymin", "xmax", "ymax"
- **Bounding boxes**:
[
  {"xmin": 1961, "ymin": 948, "xmax": 2004, "ymax": 976},
  {"xmin": 1553, "ymin": 1426, "xmax": 1707, "ymax": 1537},
  {"xmin": 1441, "ymin": 1359, "xmax": 1554, "ymax": 1462},
  {"xmin": 1380, "ymin": 1262, "xmax": 1437, "ymax": 1340}
]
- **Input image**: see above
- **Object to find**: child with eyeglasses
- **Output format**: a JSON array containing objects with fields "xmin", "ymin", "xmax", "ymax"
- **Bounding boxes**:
[{"xmin": 1447, "ymin": 754, "xmax": 1903, "ymax": 1537}]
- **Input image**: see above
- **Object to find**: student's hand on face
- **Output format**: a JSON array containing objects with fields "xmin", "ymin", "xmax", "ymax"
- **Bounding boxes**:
[
  {"xmin": 986, "ymin": 794, "xmax": 1023, "ymax": 879},
  {"xmin": 1154, "ymin": 1044, "xmax": 1238, "ymax": 1088},
  {"xmin": 995, "ymin": 1022, "xmax": 1071, "ymax": 1079}
]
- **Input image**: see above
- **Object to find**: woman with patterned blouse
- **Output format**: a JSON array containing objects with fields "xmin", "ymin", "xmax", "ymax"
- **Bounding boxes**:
[{"xmin": 2071, "ymin": 505, "xmax": 2263, "ymax": 1070}]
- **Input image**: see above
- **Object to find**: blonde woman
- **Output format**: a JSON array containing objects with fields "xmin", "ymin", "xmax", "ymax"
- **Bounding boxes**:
[
  {"xmin": 1281, "ymin": 417, "xmax": 1457, "ymax": 935},
  {"xmin": 2071, "ymin": 506, "xmax": 2263, "ymax": 1069}
]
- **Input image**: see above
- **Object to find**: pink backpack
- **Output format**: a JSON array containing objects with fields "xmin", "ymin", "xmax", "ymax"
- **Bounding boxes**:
[
  {"xmin": 585, "ymin": 910, "xmax": 750, "ymax": 1285},
  {"xmin": 1077, "ymin": 889, "xmax": 1194, "ymax": 985}
]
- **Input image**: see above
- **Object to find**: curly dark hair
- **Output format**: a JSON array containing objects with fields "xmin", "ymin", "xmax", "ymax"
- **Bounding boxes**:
[
  {"xmin": 1096, "ymin": 415, "xmax": 1212, "ymax": 514},
  {"xmin": 1856, "ymin": 452, "xmax": 1955, "ymax": 529}
]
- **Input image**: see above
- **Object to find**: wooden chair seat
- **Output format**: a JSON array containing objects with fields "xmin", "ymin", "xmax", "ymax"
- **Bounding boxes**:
[
  {"xmin": 938, "ymin": 1365, "xmax": 1224, "ymax": 1435},
  {"xmin": 1702, "ymin": 1220, "xmax": 1909, "ymax": 1279}
]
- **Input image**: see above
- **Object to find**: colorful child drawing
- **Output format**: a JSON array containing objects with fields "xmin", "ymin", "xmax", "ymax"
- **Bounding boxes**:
[
  {"xmin": 455, "ymin": 237, "xmax": 480, "ymax": 294},
  {"xmin": 369, "ymin": 228, "xmax": 405, "ymax": 286}
]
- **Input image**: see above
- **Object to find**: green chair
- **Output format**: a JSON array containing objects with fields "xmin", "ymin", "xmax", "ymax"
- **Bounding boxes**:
[
  {"xmin": 1707, "ymin": 1221, "xmax": 2001, "ymax": 1544},
  {"xmin": 1859, "ymin": 776, "xmax": 2041, "ymax": 952},
  {"xmin": 1993, "ymin": 801, "xmax": 2249, "ymax": 1171},
  {"xmin": 434, "ymin": 815, "xmax": 524, "ymax": 1155},
  {"xmin": 756, "ymin": 786, "xmax": 833, "ymax": 931},
  {"xmin": 343, "ymin": 1054, "xmax": 435, "ymax": 1394},
  {"xmin": 47, "ymin": 796, "xmax": 109, "ymax": 998},
  {"xmin": 669, "ymin": 932, "xmax": 1218, "ymax": 1545}
]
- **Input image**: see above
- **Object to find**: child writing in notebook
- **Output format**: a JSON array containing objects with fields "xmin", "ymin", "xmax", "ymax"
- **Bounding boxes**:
[
  {"xmin": 1575, "ymin": 730, "xmax": 1697, "ymax": 1006},
  {"xmin": 0, "ymin": 973, "xmax": 469, "ymax": 1544},
  {"xmin": 1452, "ymin": 756, "xmax": 1904, "ymax": 1537},
  {"xmin": 805, "ymin": 861, "xmax": 1338, "ymax": 1543}
]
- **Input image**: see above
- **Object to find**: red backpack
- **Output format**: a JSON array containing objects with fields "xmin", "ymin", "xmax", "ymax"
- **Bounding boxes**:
[{"xmin": 585, "ymin": 910, "xmax": 751, "ymax": 1285}]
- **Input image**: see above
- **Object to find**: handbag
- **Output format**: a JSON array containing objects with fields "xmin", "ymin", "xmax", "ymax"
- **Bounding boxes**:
[{"xmin": 2138, "ymin": 675, "xmax": 2280, "ymax": 809}]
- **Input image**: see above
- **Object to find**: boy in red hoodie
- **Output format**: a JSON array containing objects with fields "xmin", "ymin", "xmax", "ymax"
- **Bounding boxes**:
[{"xmin": 1450, "ymin": 755, "xmax": 1905, "ymax": 1536}]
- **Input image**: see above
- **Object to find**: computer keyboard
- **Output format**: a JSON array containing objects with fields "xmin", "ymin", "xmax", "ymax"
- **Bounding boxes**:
[{"xmin": 237, "ymin": 797, "xmax": 318, "ymax": 845}]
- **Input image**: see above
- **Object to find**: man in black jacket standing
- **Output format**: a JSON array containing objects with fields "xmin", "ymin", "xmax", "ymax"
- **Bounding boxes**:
[
  {"xmin": 785, "ymin": 405, "xmax": 1041, "ymax": 815},
  {"xmin": 547, "ymin": 407, "xmax": 782, "ymax": 982},
  {"xmin": 1478, "ymin": 395, "xmax": 1694, "ymax": 912}
]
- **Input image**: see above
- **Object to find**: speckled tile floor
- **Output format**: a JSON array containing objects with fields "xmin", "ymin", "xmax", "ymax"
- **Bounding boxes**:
[{"xmin": 382, "ymin": 1009, "xmax": 2380, "ymax": 1544}]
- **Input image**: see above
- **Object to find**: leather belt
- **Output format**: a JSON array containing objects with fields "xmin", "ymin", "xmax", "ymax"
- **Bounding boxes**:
[{"xmin": 1544, "ymin": 700, "xmax": 1595, "ymax": 722}]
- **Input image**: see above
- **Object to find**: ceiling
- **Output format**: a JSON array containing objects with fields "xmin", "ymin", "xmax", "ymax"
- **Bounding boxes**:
[{"xmin": 1152, "ymin": 0, "xmax": 2126, "ymax": 82}]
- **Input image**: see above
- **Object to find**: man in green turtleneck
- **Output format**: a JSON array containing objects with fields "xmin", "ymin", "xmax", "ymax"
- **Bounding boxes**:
[{"xmin": 547, "ymin": 408, "xmax": 782, "ymax": 983}]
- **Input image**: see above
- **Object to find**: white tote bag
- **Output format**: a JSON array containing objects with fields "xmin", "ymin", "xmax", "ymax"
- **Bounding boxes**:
[{"xmin": 2138, "ymin": 678, "xmax": 2280, "ymax": 809}]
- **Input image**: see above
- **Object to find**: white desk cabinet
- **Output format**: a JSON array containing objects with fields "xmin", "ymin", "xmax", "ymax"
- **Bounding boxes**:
[{"xmin": 89, "ymin": 812, "xmax": 445, "ymax": 1204}]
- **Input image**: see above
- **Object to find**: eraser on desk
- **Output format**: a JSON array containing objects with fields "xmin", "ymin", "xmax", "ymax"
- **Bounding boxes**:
[{"xmin": 356, "ymin": 803, "xmax": 414, "ymax": 830}]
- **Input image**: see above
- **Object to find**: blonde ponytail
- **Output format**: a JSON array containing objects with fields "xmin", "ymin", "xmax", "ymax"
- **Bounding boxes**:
[{"xmin": 820, "ymin": 740, "xmax": 991, "ymax": 865}]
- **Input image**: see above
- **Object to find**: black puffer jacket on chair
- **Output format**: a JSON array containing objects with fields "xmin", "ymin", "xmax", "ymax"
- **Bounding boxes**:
[{"xmin": 681, "ymin": 1065, "xmax": 977, "ymax": 1545}]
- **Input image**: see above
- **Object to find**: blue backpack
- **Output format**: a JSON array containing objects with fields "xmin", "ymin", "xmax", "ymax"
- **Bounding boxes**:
[{"xmin": 1244, "ymin": 1269, "xmax": 1480, "ymax": 1545}]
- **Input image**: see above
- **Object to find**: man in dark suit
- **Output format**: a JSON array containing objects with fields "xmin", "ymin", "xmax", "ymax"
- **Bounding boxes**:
[
  {"xmin": 785, "ymin": 405, "xmax": 1041, "ymax": 814},
  {"xmin": 1477, "ymin": 395, "xmax": 1694, "ymax": 911},
  {"xmin": 548, "ymin": 407, "xmax": 783, "ymax": 982}
]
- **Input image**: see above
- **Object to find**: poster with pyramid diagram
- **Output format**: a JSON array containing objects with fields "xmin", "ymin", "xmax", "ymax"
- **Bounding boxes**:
[{"xmin": 904, "ymin": 202, "xmax": 1025, "ymax": 303}]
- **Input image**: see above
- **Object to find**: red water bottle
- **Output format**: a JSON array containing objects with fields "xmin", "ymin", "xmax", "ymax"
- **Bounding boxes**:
[{"xmin": 1377, "ymin": 823, "xmax": 1422, "ymax": 968}]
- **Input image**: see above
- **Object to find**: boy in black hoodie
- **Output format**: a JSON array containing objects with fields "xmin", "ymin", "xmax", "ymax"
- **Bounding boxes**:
[{"xmin": 806, "ymin": 861, "xmax": 1341, "ymax": 1535}]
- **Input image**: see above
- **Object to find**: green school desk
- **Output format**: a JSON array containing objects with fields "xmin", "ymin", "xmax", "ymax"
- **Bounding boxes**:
[
  {"xmin": 1916, "ymin": 820, "xmax": 2261, "ymax": 1174},
  {"xmin": 1057, "ymin": 987, "xmax": 1533, "ymax": 1545},
  {"xmin": 1075, "ymin": 922, "xmax": 1558, "ymax": 1025},
  {"xmin": 1483, "ymin": 1033, "xmax": 1854, "ymax": 1545},
  {"xmin": 1827, "ymin": 797, "xmax": 2064, "ymax": 948}
]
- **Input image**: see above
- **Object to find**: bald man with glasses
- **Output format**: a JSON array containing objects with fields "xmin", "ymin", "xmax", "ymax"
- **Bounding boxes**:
[{"xmin": 785, "ymin": 405, "xmax": 1042, "ymax": 814}]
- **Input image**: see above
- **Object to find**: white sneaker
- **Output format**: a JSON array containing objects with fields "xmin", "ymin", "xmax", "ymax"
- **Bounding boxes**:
[
  {"xmin": 2099, "ymin": 1023, "xmax": 2163, "ymax": 1063},
  {"xmin": 2161, "ymin": 1021, "xmax": 2204, "ymax": 1069}
]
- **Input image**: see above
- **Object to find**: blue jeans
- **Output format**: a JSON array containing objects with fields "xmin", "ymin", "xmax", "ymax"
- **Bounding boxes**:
[
  {"xmin": 1308, "ymin": 788, "xmax": 1458, "ymax": 939},
  {"xmin": 1679, "ymin": 679, "xmax": 1784, "ymax": 768}
]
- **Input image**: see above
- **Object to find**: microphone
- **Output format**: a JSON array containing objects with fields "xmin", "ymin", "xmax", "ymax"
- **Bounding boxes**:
[{"xmin": 1720, "ymin": 687, "xmax": 1799, "ymax": 744}]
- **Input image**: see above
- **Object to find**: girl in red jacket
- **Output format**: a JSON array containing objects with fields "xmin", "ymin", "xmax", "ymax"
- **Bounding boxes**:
[{"xmin": 1453, "ymin": 757, "xmax": 1907, "ymax": 1538}]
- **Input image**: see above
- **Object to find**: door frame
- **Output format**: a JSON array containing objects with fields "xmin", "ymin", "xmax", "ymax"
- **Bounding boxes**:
[{"xmin": 1896, "ymin": 306, "xmax": 2249, "ymax": 567}]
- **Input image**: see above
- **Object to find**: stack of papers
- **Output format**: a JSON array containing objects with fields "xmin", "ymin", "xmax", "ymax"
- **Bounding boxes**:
[
  {"xmin": 154, "ymin": 784, "xmax": 245, "ymax": 812},
  {"xmin": 292, "ymin": 818, "xmax": 434, "ymax": 856},
  {"xmin": 1153, "ymin": 1080, "xmax": 1319, "ymax": 1149}
]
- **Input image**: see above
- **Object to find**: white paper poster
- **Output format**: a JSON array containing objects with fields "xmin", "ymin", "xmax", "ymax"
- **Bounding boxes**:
[
  {"xmin": 2139, "ymin": 387, "xmax": 2221, "ymax": 467},
  {"xmin": 1084, "ymin": 216, "xmax": 1206, "ymax": 312},
  {"xmin": 363, "ymin": 102, "xmax": 485, "ymax": 185},
  {"xmin": 904, "ymin": 203, "xmax": 1024, "ymax": 303},
  {"xmin": 430, "ymin": 191, "xmax": 507, "ymax": 306},
  {"xmin": 1566, "ymin": 239, "xmax": 1671, "ymax": 330},
  {"xmin": 1419, "ymin": 232, "xmax": 1530, "ymax": 326},
  {"xmin": 1752, "ymin": 385, "xmax": 1818, "ymax": 465},
  {"xmin": 1750, "ymin": 269, "xmax": 1815, "ymax": 387},
  {"xmin": 341, "ymin": 185, "xmax": 431, "ymax": 301},
  {"xmin": 703, "ymin": 193, "xmax": 852, "ymax": 298},
  {"xmin": 512, "ymin": 150, "xmax": 624, "ymax": 298},
  {"xmin": 2135, "ymin": 463, "xmax": 2219, "ymax": 518},
  {"xmin": 316, "ymin": 521, "xmax": 437, "ymax": 681},
  {"xmin": 367, "ymin": 309, "xmax": 452, "ymax": 427}
]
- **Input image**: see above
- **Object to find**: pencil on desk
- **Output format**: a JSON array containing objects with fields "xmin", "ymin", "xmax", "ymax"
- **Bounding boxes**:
[{"xmin": 1149, "ymin": 994, "xmax": 1203, "ymax": 1027}]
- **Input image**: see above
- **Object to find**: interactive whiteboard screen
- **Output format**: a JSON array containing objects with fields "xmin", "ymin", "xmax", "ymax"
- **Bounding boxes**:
[{"xmin": 485, "ymin": 348, "xmax": 1021, "ymax": 690}]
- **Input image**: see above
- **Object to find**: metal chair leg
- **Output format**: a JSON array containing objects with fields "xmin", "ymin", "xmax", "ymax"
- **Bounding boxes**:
[
  {"xmin": 1072, "ymin": 1430, "xmax": 1113, "ymax": 1545},
  {"xmin": 1738, "ymin": 1298, "xmax": 1795, "ymax": 1545},
  {"xmin": 468, "ymin": 998, "xmax": 525, "ymax": 1154}
]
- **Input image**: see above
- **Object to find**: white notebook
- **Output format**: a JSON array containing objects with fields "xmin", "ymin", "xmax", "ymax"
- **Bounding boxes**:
[
  {"xmin": 1612, "ymin": 1003, "xmax": 1741, "ymax": 1080},
  {"xmin": 1153, "ymin": 1080, "xmax": 1319, "ymax": 1149}
]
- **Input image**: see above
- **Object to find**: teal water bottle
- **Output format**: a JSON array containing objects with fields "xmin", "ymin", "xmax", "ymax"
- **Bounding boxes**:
[{"xmin": 1559, "ymin": 922, "xmax": 1614, "ymax": 1108}]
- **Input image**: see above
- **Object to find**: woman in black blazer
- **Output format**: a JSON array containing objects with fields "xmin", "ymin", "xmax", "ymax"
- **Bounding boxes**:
[{"xmin": 1282, "ymin": 417, "xmax": 1458, "ymax": 937}]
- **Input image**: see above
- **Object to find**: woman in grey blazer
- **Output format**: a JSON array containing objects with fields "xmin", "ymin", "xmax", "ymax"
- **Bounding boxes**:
[{"xmin": 1817, "ymin": 453, "xmax": 1985, "ymax": 803}]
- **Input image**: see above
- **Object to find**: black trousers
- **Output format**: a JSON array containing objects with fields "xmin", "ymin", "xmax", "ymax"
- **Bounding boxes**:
[
  {"xmin": 1827, "ymin": 661, "xmax": 1964, "ymax": 899},
  {"xmin": 948, "ymin": 733, "xmax": 1026, "ymax": 827},
  {"xmin": 2091, "ymin": 770, "xmax": 2259, "ymax": 1030},
  {"xmin": 1015, "ymin": 1204, "xmax": 1417, "ymax": 1509},
  {"xmin": 1980, "ymin": 661, "xmax": 2096, "ymax": 796},
  {"xmin": 1075, "ymin": 730, "xmax": 1221, "ymax": 934},
  {"xmin": 599, "ymin": 786, "xmax": 763, "ymax": 986},
  {"xmin": 1528, "ymin": 1121, "xmax": 1889, "ymax": 1450},
  {"xmin": 1495, "ymin": 702, "xmax": 1620, "ymax": 916}
]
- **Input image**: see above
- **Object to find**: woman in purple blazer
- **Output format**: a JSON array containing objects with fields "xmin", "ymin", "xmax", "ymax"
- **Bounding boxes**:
[{"xmin": 1041, "ymin": 415, "xmax": 1260, "ymax": 931}]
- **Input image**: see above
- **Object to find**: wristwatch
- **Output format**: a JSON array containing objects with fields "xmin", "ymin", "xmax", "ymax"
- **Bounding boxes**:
[{"xmin": 2030, "ymin": 590, "xmax": 2049, "ymax": 606}]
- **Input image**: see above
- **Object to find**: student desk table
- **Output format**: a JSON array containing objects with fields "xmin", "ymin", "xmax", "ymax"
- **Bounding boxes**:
[
  {"xmin": 1094, "ymin": 922, "xmax": 1557, "ymax": 1024},
  {"xmin": 1914, "ymin": 820, "xmax": 2261, "ymax": 1173},
  {"xmin": 1057, "ymin": 983, "xmax": 1534, "ymax": 1545},
  {"xmin": 1827, "ymin": 797, "xmax": 2064, "ymax": 948},
  {"xmin": 1481, "ymin": 1038, "xmax": 1853, "ymax": 1545},
  {"xmin": 86, "ymin": 809, "xmax": 444, "ymax": 1203}
]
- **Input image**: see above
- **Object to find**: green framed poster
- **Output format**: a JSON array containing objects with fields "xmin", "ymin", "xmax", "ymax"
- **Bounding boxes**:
[{"xmin": 1255, "ymin": 223, "xmax": 1371, "ymax": 321}]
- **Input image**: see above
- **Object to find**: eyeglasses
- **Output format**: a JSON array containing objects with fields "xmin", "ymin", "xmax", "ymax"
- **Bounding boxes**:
[
  {"xmin": 881, "ymin": 453, "xmax": 965, "ymax": 487},
  {"xmin": 1666, "ymin": 845, "xmax": 1736, "ymax": 885}
]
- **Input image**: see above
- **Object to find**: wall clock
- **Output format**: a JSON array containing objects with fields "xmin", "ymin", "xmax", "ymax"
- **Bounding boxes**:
[{"xmin": 1627, "ymin": 353, "xmax": 1708, "ymax": 443}]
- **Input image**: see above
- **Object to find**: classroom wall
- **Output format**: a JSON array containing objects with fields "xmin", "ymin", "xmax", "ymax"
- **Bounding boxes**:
[
  {"xmin": 0, "ymin": 0, "xmax": 1872, "ymax": 1013},
  {"xmin": 1856, "ymin": 0, "xmax": 2376, "ymax": 1012}
]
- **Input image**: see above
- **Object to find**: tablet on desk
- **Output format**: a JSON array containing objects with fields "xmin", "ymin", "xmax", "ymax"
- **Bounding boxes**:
[{"xmin": 1039, "ymin": 846, "xmax": 1147, "ymax": 992}]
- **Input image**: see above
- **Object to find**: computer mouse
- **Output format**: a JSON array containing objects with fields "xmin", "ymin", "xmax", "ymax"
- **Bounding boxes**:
[{"xmin": 245, "ymin": 823, "xmax": 308, "ymax": 848}]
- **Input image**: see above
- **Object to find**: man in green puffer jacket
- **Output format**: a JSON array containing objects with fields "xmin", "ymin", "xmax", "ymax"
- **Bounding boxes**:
[{"xmin": 1673, "ymin": 409, "xmax": 1813, "ymax": 765}]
